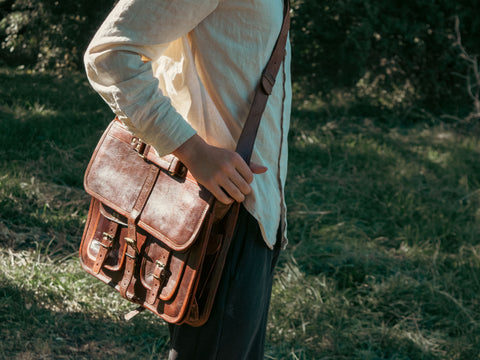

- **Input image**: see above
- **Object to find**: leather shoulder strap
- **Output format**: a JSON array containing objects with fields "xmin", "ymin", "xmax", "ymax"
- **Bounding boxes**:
[{"xmin": 235, "ymin": 0, "xmax": 291, "ymax": 164}]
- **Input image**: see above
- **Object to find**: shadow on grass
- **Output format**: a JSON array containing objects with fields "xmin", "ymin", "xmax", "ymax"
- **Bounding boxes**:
[
  {"xmin": 0, "ymin": 68, "xmax": 111, "ymax": 182},
  {"xmin": 277, "ymin": 105, "xmax": 480, "ymax": 358},
  {"xmin": 287, "ymin": 106, "xmax": 480, "ymax": 255},
  {"xmin": 285, "ymin": 105, "xmax": 480, "ymax": 319},
  {"xmin": 0, "ymin": 278, "xmax": 169, "ymax": 359},
  {"xmin": 0, "ymin": 68, "xmax": 112, "ymax": 254}
]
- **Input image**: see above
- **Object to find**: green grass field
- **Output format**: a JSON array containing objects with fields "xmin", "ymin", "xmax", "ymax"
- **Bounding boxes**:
[{"xmin": 1, "ymin": 67, "xmax": 480, "ymax": 359}]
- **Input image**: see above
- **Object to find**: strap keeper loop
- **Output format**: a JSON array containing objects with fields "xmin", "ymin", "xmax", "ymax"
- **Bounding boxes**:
[{"xmin": 261, "ymin": 71, "xmax": 276, "ymax": 95}]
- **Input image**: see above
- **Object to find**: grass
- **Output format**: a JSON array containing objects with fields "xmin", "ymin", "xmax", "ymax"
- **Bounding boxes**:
[{"xmin": 1, "ymin": 66, "xmax": 480, "ymax": 359}]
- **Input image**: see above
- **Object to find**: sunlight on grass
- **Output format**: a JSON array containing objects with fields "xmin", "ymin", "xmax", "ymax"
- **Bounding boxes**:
[
  {"xmin": 0, "ymin": 247, "xmax": 170, "ymax": 359},
  {"xmin": 0, "ymin": 247, "xmax": 122, "ymax": 315},
  {"xmin": 0, "ymin": 170, "xmax": 89, "ymax": 253},
  {"xmin": 2, "ymin": 101, "xmax": 60, "ymax": 121}
]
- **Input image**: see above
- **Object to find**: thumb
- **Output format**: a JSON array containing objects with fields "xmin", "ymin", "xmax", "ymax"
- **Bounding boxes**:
[{"xmin": 250, "ymin": 162, "xmax": 268, "ymax": 174}]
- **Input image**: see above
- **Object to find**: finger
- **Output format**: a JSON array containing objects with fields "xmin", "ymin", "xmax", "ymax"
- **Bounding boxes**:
[
  {"xmin": 221, "ymin": 179, "xmax": 246, "ymax": 203},
  {"xmin": 228, "ymin": 170, "xmax": 252, "ymax": 196},
  {"xmin": 234, "ymin": 156, "xmax": 254, "ymax": 184},
  {"xmin": 250, "ymin": 162, "xmax": 268, "ymax": 174},
  {"xmin": 209, "ymin": 184, "xmax": 234, "ymax": 205}
]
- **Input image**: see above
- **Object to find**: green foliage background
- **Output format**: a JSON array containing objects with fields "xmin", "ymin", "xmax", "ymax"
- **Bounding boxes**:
[
  {"xmin": 0, "ymin": 0, "xmax": 115, "ymax": 70},
  {"xmin": 290, "ymin": 0, "xmax": 480, "ymax": 109},
  {"xmin": 1, "ymin": 0, "xmax": 479, "ymax": 112}
]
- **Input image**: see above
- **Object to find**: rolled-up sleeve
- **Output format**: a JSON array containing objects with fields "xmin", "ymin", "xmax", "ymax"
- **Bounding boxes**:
[{"xmin": 84, "ymin": 0, "xmax": 219, "ymax": 155}]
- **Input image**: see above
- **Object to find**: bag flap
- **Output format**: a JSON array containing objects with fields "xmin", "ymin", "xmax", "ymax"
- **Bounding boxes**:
[{"xmin": 84, "ymin": 120, "xmax": 214, "ymax": 251}]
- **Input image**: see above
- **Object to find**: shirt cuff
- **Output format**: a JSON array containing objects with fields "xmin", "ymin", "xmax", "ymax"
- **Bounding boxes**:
[{"xmin": 117, "ymin": 106, "xmax": 197, "ymax": 157}]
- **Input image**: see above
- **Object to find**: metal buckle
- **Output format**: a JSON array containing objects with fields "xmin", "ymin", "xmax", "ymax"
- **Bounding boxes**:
[
  {"xmin": 153, "ymin": 260, "xmax": 171, "ymax": 282},
  {"xmin": 167, "ymin": 157, "xmax": 186, "ymax": 177},
  {"xmin": 131, "ymin": 137, "xmax": 147, "ymax": 158},
  {"xmin": 102, "ymin": 232, "xmax": 114, "ymax": 241},
  {"xmin": 153, "ymin": 261, "xmax": 165, "ymax": 280},
  {"xmin": 124, "ymin": 237, "xmax": 139, "ymax": 255},
  {"xmin": 99, "ymin": 242, "xmax": 112, "ymax": 249},
  {"xmin": 99, "ymin": 232, "xmax": 113, "ymax": 249}
]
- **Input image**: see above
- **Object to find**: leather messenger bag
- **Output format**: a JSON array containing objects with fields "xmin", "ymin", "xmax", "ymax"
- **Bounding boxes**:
[{"xmin": 79, "ymin": 1, "xmax": 290, "ymax": 326}]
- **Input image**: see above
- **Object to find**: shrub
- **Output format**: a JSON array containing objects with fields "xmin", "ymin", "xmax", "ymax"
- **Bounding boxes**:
[
  {"xmin": 290, "ymin": 0, "xmax": 480, "ymax": 111},
  {"xmin": 0, "ymin": 0, "xmax": 115, "ymax": 70},
  {"xmin": 1, "ymin": 0, "xmax": 479, "ymax": 113}
]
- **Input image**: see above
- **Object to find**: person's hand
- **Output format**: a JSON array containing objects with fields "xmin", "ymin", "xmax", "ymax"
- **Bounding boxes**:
[{"xmin": 172, "ymin": 134, "xmax": 267, "ymax": 204}]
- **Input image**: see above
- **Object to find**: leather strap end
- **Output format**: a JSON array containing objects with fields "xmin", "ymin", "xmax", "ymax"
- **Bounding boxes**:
[{"xmin": 124, "ymin": 306, "xmax": 145, "ymax": 321}]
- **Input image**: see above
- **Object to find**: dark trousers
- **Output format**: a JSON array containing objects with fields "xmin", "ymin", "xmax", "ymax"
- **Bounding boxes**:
[{"xmin": 168, "ymin": 206, "xmax": 281, "ymax": 360}]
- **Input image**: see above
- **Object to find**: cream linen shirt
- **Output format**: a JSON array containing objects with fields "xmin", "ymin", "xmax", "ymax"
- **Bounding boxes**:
[{"xmin": 84, "ymin": 0, "xmax": 291, "ymax": 249}]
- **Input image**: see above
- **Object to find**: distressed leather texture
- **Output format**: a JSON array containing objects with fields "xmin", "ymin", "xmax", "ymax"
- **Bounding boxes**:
[
  {"xmin": 79, "ymin": 0, "xmax": 290, "ymax": 326},
  {"xmin": 80, "ymin": 120, "xmax": 240, "ymax": 325}
]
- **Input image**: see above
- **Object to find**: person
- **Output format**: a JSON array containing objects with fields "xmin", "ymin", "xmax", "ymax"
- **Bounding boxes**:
[{"xmin": 84, "ymin": 0, "xmax": 291, "ymax": 358}]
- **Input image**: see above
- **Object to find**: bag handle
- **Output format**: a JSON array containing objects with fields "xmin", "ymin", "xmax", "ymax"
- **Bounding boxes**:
[{"xmin": 235, "ymin": 0, "xmax": 291, "ymax": 164}]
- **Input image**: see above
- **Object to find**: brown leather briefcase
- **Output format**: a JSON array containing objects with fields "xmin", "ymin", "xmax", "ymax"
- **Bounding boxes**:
[
  {"xmin": 79, "ymin": 0, "xmax": 290, "ymax": 326},
  {"xmin": 80, "ymin": 119, "xmax": 240, "ymax": 325}
]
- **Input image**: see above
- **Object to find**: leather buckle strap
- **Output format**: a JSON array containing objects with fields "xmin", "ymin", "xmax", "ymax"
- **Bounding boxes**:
[
  {"xmin": 124, "ymin": 237, "xmax": 140, "ymax": 256},
  {"xmin": 119, "ymin": 164, "xmax": 161, "ymax": 299},
  {"xmin": 131, "ymin": 136, "xmax": 150, "ymax": 159},
  {"xmin": 146, "ymin": 250, "xmax": 171, "ymax": 305},
  {"xmin": 167, "ymin": 156, "xmax": 186, "ymax": 178},
  {"xmin": 119, "ymin": 219, "xmax": 138, "ymax": 299},
  {"xmin": 92, "ymin": 222, "xmax": 118, "ymax": 274},
  {"xmin": 235, "ymin": 0, "xmax": 290, "ymax": 164}
]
